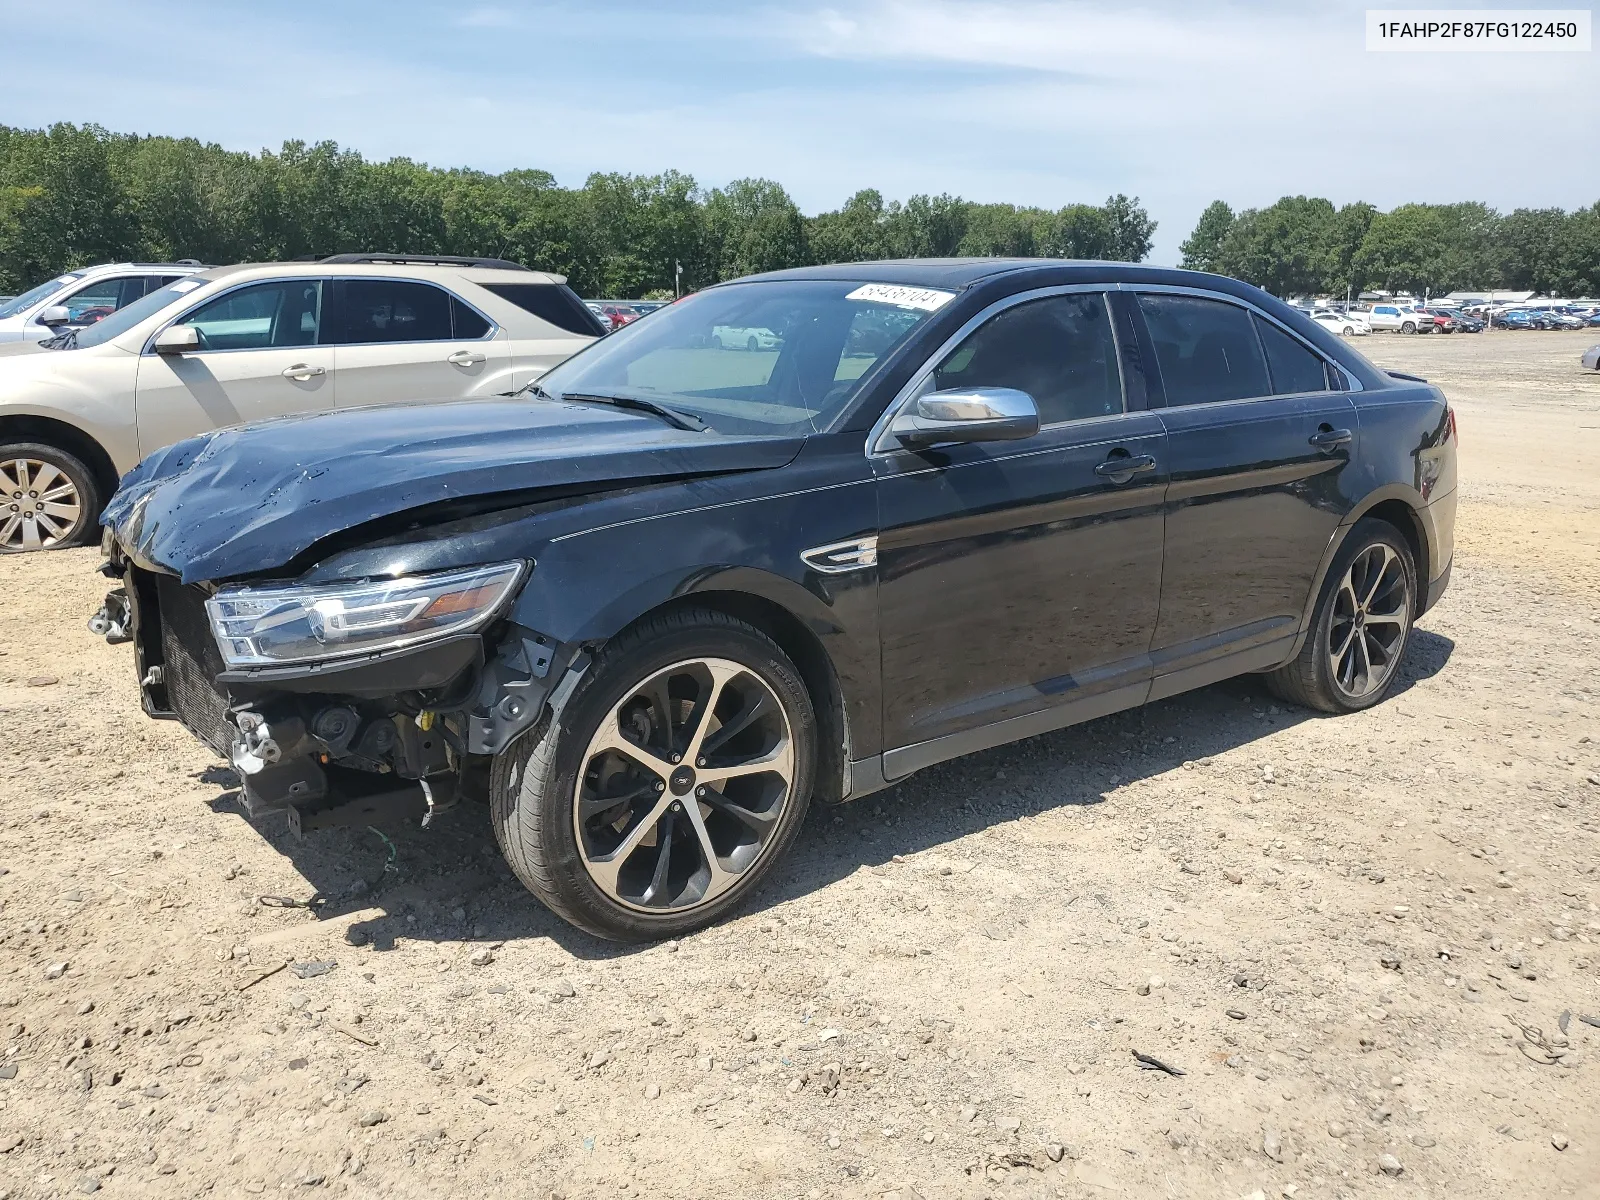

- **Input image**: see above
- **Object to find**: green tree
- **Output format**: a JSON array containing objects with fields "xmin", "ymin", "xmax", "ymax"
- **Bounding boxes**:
[
  {"xmin": 1179, "ymin": 200, "xmax": 1234, "ymax": 272},
  {"xmin": 1102, "ymin": 194, "xmax": 1156, "ymax": 262},
  {"xmin": 703, "ymin": 178, "xmax": 806, "ymax": 281}
]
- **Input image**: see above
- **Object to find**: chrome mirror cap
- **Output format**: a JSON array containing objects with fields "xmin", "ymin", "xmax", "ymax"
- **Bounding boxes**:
[
  {"xmin": 890, "ymin": 386, "xmax": 1040, "ymax": 450},
  {"xmin": 37, "ymin": 305, "xmax": 71, "ymax": 327}
]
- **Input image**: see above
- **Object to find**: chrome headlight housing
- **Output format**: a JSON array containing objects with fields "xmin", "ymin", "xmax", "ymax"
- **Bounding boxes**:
[{"xmin": 205, "ymin": 562, "xmax": 525, "ymax": 669}]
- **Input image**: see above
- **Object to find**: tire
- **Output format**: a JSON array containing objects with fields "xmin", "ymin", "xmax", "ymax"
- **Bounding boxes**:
[
  {"xmin": 490, "ymin": 608, "xmax": 817, "ymax": 941},
  {"xmin": 1265, "ymin": 519, "xmax": 1417, "ymax": 715},
  {"xmin": 0, "ymin": 442, "xmax": 100, "ymax": 553},
  {"xmin": 746, "ymin": 335, "xmax": 759, "ymax": 352},
  {"xmin": 710, "ymin": 335, "xmax": 723, "ymax": 351},
  {"xmin": 1341, "ymin": 325, "xmax": 1354, "ymax": 336},
  {"xmin": 1400, "ymin": 321, "xmax": 1415, "ymax": 334}
]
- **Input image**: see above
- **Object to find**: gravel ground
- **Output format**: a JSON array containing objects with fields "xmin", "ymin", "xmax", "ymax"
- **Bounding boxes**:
[{"xmin": 1, "ymin": 329, "xmax": 1597, "ymax": 1200}]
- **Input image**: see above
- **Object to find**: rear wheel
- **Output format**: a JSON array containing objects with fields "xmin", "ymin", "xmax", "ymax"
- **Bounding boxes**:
[
  {"xmin": 490, "ymin": 608, "xmax": 816, "ymax": 941},
  {"xmin": 0, "ymin": 443, "xmax": 99, "ymax": 553},
  {"xmin": 1265, "ymin": 519, "xmax": 1417, "ymax": 714}
]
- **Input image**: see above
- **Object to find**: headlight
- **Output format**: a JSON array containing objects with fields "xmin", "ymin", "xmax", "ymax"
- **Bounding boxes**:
[{"xmin": 205, "ymin": 562, "xmax": 524, "ymax": 668}]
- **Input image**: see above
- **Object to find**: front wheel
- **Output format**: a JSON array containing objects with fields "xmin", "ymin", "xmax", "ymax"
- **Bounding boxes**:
[
  {"xmin": 0, "ymin": 442, "xmax": 100, "ymax": 553},
  {"xmin": 1265, "ymin": 520, "xmax": 1417, "ymax": 714},
  {"xmin": 490, "ymin": 608, "xmax": 816, "ymax": 941},
  {"xmin": 1400, "ymin": 321, "xmax": 1415, "ymax": 334}
]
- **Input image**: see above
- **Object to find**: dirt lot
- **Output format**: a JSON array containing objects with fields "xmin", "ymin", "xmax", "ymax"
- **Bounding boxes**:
[{"xmin": 1, "ymin": 329, "xmax": 1597, "ymax": 1200}]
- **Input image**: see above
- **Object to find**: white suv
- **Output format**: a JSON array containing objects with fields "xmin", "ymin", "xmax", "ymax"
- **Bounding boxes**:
[
  {"xmin": 0, "ymin": 254, "xmax": 603, "ymax": 552},
  {"xmin": 1365, "ymin": 303, "xmax": 1432, "ymax": 334},
  {"xmin": 0, "ymin": 261, "xmax": 208, "ymax": 343}
]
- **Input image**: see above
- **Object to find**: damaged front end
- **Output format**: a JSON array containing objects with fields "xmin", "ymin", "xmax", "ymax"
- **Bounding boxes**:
[{"xmin": 99, "ymin": 548, "xmax": 580, "ymax": 829}]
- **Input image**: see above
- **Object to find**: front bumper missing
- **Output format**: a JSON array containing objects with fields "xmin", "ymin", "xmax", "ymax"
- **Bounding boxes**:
[{"xmin": 94, "ymin": 564, "xmax": 577, "ymax": 830}]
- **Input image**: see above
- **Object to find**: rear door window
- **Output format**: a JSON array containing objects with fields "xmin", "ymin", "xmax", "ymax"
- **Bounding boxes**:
[
  {"xmin": 1254, "ymin": 316, "xmax": 1329, "ymax": 395},
  {"xmin": 331, "ymin": 280, "xmax": 456, "ymax": 344},
  {"xmin": 1135, "ymin": 294, "xmax": 1270, "ymax": 406}
]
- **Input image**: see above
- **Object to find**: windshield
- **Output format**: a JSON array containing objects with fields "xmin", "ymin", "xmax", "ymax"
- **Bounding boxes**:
[
  {"xmin": 69, "ymin": 277, "xmax": 209, "ymax": 349},
  {"xmin": 535, "ymin": 280, "xmax": 949, "ymax": 435},
  {"xmin": 0, "ymin": 274, "xmax": 81, "ymax": 320}
]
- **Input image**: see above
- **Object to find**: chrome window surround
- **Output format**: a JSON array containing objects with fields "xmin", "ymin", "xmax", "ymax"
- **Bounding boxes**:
[
  {"xmin": 867, "ymin": 282, "xmax": 1359, "ymax": 457},
  {"xmin": 141, "ymin": 274, "xmax": 500, "ymax": 356}
]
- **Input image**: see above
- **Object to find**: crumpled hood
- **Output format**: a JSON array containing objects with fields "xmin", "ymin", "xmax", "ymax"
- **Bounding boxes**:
[{"xmin": 104, "ymin": 398, "xmax": 804, "ymax": 583}]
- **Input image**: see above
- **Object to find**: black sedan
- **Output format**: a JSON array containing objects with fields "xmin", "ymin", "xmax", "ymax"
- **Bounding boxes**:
[{"xmin": 96, "ymin": 259, "xmax": 1459, "ymax": 941}]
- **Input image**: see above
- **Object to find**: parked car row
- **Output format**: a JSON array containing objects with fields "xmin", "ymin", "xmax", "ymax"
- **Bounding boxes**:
[
  {"xmin": 584, "ymin": 299, "xmax": 670, "ymax": 331},
  {"xmin": 1490, "ymin": 308, "xmax": 1599, "ymax": 330},
  {"xmin": 1, "ymin": 254, "xmax": 602, "ymax": 552}
]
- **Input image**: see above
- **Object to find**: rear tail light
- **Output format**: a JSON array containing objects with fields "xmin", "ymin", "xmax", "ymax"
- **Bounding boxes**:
[{"xmin": 1445, "ymin": 405, "xmax": 1458, "ymax": 445}]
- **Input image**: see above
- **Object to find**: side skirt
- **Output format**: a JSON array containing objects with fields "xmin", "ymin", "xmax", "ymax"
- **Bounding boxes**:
[{"xmin": 846, "ymin": 635, "xmax": 1299, "ymax": 801}]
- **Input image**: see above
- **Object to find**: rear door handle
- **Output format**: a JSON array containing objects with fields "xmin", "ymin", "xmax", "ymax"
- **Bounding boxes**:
[
  {"xmin": 1094, "ymin": 453, "xmax": 1157, "ymax": 479},
  {"xmin": 281, "ymin": 364, "xmax": 325, "ymax": 380},
  {"xmin": 448, "ymin": 350, "xmax": 487, "ymax": 366},
  {"xmin": 1308, "ymin": 426, "xmax": 1353, "ymax": 450}
]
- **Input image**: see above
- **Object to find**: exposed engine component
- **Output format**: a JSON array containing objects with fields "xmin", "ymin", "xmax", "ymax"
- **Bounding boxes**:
[{"xmin": 87, "ymin": 587, "xmax": 131, "ymax": 643}]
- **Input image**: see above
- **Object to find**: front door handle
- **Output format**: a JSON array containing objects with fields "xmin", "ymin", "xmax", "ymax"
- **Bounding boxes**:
[
  {"xmin": 448, "ymin": 350, "xmax": 487, "ymax": 366},
  {"xmin": 1308, "ymin": 426, "xmax": 1353, "ymax": 450},
  {"xmin": 281, "ymin": 364, "xmax": 325, "ymax": 380},
  {"xmin": 1094, "ymin": 453, "xmax": 1157, "ymax": 479}
]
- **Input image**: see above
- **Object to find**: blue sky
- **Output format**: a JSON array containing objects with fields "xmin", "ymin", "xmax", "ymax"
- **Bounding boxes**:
[{"xmin": 1, "ymin": 0, "xmax": 1594, "ymax": 264}]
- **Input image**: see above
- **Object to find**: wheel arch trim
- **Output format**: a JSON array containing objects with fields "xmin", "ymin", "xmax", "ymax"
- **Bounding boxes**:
[{"xmin": 0, "ymin": 412, "xmax": 121, "ymax": 518}]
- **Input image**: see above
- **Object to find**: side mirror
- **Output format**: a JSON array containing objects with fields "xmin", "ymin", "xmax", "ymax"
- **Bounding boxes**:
[
  {"xmin": 890, "ymin": 387, "xmax": 1040, "ymax": 450},
  {"xmin": 154, "ymin": 325, "xmax": 200, "ymax": 355},
  {"xmin": 37, "ymin": 305, "xmax": 71, "ymax": 327}
]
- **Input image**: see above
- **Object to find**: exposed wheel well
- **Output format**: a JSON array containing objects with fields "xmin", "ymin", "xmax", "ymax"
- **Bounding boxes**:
[
  {"xmin": 1360, "ymin": 500, "xmax": 1427, "ymax": 616},
  {"xmin": 0, "ymin": 415, "xmax": 120, "ymax": 515},
  {"xmin": 626, "ymin": 591, "xmax": 849, "ymax": 805}
]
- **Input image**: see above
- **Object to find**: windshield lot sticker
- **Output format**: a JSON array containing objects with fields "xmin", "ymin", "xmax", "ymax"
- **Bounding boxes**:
[
  {"xmin": 845, "ymin": 284, "xmax": 955, "ymax": 312},
  {"xmin": 171, "ymin": 280, "xmax": 205, "ymax": 293}
]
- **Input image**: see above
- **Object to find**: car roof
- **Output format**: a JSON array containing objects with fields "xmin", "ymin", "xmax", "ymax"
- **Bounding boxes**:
[
  {"xmin": 181, "ymin": 262, "xmax": 571, "ymax": 287},
  {"xmin": 725, "ymin": 257, "xmax": 1282, "ymax": 298}
]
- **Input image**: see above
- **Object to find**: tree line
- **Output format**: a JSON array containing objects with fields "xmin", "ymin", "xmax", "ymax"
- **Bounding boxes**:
[
  {"xmin": 0, "ymin": 123, "xmax": 1155, "ymax": 298},
  {"xmin": 1180, "ymin": 195, "xmax": 1600, "ymax": 298}
]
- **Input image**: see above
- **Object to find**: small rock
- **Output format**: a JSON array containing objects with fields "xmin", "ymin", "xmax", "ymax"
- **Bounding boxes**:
[
  {"xmin": 76, "ymin": 1000, "xmax": 95, "ymax": 1015},
  {"xmin": 644, "ymin": 1083, "xmax": 660, "ymax": 1100},
  {"xmin": 1262, "ymin": 1127, "xmax": 1283, "ymax": 1163},
  {"xmin": 1411, "ymin": 1134, "xmax": 1436, "ymax": 1148},
  {"xmin": 996, "ymin": 1115, "xmax": 1021, "ymax": 1134},
  {"xmin": 1167, "ymin": 1129, "xmax": 1189, "ymax": 1149},
  {"xmin": 549, "ymin": 978, "xmax": 576, "ymax": 998},
  {"xmin": 44, "ymin": 962, "xmax": 68, "ymax": 980},
  {"xmin": 0, "ymin": 1064, "xmax": 16, "ymax": 1080},
  {"xmin": 1046, "ymin": 1143, "xmax": 1064, "ymax": 1161},
  {"xmin": 1327, "ymin": 1121, "xmax": 1348, "ymax": 1139},
  {"xmin": 1380, "ymin": 955, "xmax": 1401, "ymax": 970},
  {"xmin": 469, "ymin": 949, "xmax": 495, "ymax": 967},
  {"xmin": 1226, "ymin": 1008, "xmax": 1247, "ymax": 1020},
  {"xmin": 78, "ymin": 1174, "xmax": 100, "ymax": 1194},
  {"xmin": 357, "ymin": 1110, "xmax": 387, "ymax": 1127},
  {"xmin": 1224, "ymin": 870, "xmax": 1243, "ymax": 885},
  {"xmin": 1379, "ymin": 1153, "xmax": 1404, "ymax": 1177},
  {"xmin": 344, "ymin": 928, "xmax": 370, "ymax": 947},
  {"xmin": 26, "ymin": 676, "xmax": 59, "ymax": 687},
  {"xmin": 1551, "ymin": 1134, "xmax": 1569, "ymax": 1151}
]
